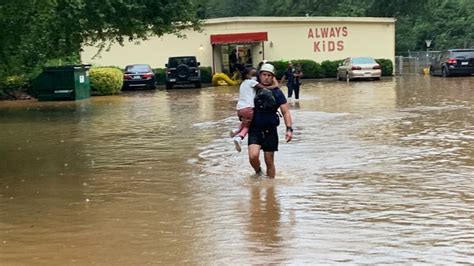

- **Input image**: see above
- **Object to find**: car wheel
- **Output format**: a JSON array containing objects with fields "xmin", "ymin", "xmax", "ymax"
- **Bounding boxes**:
[
  {"xmin": 165, "ymin": 83, "xmax": 173, "ymax": 89},
  {"xmin": 194, "ymin": 82, "xmax": 202, "ymax": 88},
  {"xmin": 442, "ymin": 66, "xmax": 450, "ymax": 77}
]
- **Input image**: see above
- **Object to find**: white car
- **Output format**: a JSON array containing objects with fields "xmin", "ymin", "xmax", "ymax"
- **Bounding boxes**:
[{"xmin": 337, "ymin": 57, "xmax": 382, "ymax": 81}]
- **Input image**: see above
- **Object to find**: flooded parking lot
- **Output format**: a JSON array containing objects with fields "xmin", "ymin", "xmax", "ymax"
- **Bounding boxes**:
[{"xmin": 1, "ymin": 76, "xmax": 473, "ymax": 264}]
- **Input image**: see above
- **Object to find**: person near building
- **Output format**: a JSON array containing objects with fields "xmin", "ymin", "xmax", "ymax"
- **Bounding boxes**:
[
  {"xmin": 292, "ymin": 64, "xmax": 303, "ymax": 100},
  {"xmin": 247, "ymin": 63, "xmax": 293, "ymax": 178},
  {"xmin": 245, "ymin": 49, "xmax": 252, "ymax": 65},
  {"xmin": 229, "ymin": 49, "xmax": 240, "ymax": 74},
  {"xmin": 280, "ymin": 63, "xmax": 296, "ymax": 100}
]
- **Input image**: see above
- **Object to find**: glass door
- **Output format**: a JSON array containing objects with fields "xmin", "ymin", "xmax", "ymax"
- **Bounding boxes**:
[{"xmin": 220, "ymin": 44, "xmax": 254, "ymax": 75}]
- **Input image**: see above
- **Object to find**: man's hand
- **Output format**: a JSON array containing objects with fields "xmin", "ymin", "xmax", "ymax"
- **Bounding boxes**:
[
  {"xmin": 280, "ymin": 103, "xmax": 293, "ymax": 143},
  {"xmin": 285, "ymin": 130, "xmax": 293, "ymax": 143},
  {"xmin": 272, "ymin": 77, "xmax": 280, "ymax": 87}
]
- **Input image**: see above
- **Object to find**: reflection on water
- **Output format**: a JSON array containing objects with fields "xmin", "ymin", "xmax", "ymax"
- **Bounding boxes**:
[
  {"xmin": 1, "ymin": 76, "xmax": 473, "ymax": 264},
  {"xmin": 248, "ymin": 183, "xmax": 282, "ymax": 250}
]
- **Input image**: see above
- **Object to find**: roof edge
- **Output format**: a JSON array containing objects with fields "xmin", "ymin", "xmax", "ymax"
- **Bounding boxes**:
[{"xmin": 203, "ymin": 16, "xmax": 397, "ymax": 25}]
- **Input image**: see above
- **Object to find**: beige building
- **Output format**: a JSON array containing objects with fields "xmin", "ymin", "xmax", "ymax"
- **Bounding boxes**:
[{"xmin": 81, "ymin": 17, "xmax": 396, "ymax": 72}]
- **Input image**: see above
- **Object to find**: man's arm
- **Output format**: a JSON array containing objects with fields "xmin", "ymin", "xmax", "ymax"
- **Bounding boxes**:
[
  {"xmin": 254, "ymin": 83, "xmax": 267, "ymax": 90},
  {"xmin": 280, "ymin": 103, "xmax": 293, "ymax": 142},
  {"xmin": 280, "ymin": 73, "xmax": 287, "ymax": 84},
  {"xmin": 254, "ymin": 78, "xmax": 280, "ymax": 90}
]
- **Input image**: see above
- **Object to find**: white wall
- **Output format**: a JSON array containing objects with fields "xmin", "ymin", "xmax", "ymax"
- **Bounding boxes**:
[{"xmin": 81, "ymin": 18, "xmax": 395, "ymax": 71}]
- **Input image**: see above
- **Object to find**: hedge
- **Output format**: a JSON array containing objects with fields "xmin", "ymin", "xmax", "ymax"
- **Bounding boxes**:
[
  {"xmin": 375, "ymin": 59, "xmax": 394, "ymax": 77},
  {"xmin": 90, "ymin": 67, "xmax": 123, "ymax": 96},
  {"xmin": 268, "ymin": 60, "xmax": 290, "ymax": 79},
  {"xmin": 321, "ymin": 60, "xmax": 344, "ymax": 78},
  {"xmin": 153, "ymin": 66, "xmax": 212, "ymax": 84},
  {"xmin": 199, "ymin": 67, "xmax": 213, "ymax": 84},
  {"xmin": 0, "ymin": 74, "xmax": 31, "ymax": 100},
  {"xmin": 268, "ymin": 58, "xmax": 393, "ymax": 79},
  {"xmin": 152, "ymin": 60, "xmax": 392, "ymax": 83},
  {"xmin": 153, "ymin": 68, "xmax": 166, "ymax": 84}
]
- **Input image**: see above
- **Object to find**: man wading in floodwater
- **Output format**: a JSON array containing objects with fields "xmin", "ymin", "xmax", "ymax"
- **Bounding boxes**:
[{"xmin": 248, "ymin": 63, "xmax": 293, "ymax": 178}]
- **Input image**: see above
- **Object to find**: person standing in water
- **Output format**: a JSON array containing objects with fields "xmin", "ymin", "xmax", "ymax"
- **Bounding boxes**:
[
  {"xmin": 231, "ymin": 67, "xmax": 279, "ymax": 152},
  {"xmin": 292, "ymin": 64, "xmax": 303, "ymax": 100},
  {"xmin": 248, "ymin": 63, "xmax": 293, "ymax": 178},
  {"xmin": 280, "ymin": 63, "xmax": 295, "ymax": 100}
]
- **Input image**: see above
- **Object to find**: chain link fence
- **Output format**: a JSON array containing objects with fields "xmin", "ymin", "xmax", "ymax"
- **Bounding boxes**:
[{"xmin": 395, "ymin": 51, "xmax": 442, "ymax": 75}]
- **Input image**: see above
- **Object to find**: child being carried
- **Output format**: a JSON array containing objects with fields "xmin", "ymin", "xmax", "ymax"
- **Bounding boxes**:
[{"xmin": 231, "ymin": 67, "xmax": 279, "ymax": 152}]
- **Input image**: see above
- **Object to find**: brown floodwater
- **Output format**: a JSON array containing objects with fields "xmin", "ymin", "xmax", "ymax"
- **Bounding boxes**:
[{"xmin": 1, "ymin": 76, "xmax": 473, "ymax": 264}]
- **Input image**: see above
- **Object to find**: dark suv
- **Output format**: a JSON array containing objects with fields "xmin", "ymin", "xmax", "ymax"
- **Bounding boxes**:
[
  {"xmin": 165, "ymin": 56, "xmax": 201, "ymax": 89},
  {"xmin": 430, "ymin": 49, "xmax": 474, "ymax": 77}
]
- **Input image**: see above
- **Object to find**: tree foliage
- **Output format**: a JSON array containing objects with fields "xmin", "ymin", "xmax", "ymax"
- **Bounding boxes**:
[
  {"xmin": 1, "ymin": 0, "xmax": 473, "ymax": 80},
  {"xmin": 0, "ymin": 0, "xmax": 200, "ymax": 78}
]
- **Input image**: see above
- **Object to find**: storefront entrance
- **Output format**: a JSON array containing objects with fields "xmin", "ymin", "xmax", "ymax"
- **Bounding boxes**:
[
  {"xmin": 210, "ymin": 32, "xmax": 268, "ymax": 74},
  {"xmin": 218, "ymin": 43, "xmax": 263, "ymax": 74}
]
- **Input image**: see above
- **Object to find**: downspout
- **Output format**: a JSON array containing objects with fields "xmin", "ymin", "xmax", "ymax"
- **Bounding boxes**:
[{"xmin": 212, "ymin": 44, "xmax": 216, "ymax": 74}]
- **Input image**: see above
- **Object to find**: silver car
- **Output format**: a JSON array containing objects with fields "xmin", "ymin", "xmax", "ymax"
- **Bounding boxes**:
[{"xmin": 337, "ymin": 57, "xmax": 382, "ymax": 81}]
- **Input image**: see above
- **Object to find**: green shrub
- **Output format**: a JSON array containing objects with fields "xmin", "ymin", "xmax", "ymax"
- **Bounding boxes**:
[
  {"xmin": 90, "ymin": 67, "xmax": 123, "ymax": 95},
  {"xmin": 269, "ymin": 59, "xmax": 324, "ymax": 79},
  {"xmin": 0, "ymin": 74, "xmax": 31, "ymax": 100},
  {"xmin": 267, "ymin": 58, "xmax": 392, "ymax": 79},
  {"xmin": 0, "ymin": 75, "xmax": 29, "ymax": 91},
  {"xmin": 96, "ymin": 66, "xmax": 123, "ymax": 72},
  {"xmin": 321, "ymin": 60, "xmax": 343, "ymax": 78},
  {"xmin": 153, "ymin": 68, "xmax": 166, "ymax": 84},
  {"xmin": 267, "ymin": 60, "xmax": 290, "ymax": 79},
  {"xmin": 291, "ymin": 59, "xmax": 323, "ymax": 79},
  {"xmin": 199, "ymin": 66, "xmax": 212, "ymax": 83},
  {"xmin": 376, "ymin": 59, "xmax": 394, "ymax": 76}
]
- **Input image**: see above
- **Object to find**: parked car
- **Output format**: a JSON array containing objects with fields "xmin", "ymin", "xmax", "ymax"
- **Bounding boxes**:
[
  {"xmin": 430, "ymin": 49, "xmax": 474, "ymax": 77},
  {"xmin": 123, "ymin": 64, "xmax": 156, "ymax": 90},
  {"xmin": 165, "ymin": 56, "xmax": 201, "ymax": 89},
  {"xmin": 337, "ymin": 57, "xmax": 381, "ymax": 81}
]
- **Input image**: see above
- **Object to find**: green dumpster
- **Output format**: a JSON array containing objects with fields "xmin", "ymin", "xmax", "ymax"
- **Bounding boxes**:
[{"xmin": 34, "ymin": 64, "xmax": 91, "ymax": 101}]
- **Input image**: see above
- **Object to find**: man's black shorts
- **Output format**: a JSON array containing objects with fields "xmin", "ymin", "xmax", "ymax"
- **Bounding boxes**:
[{"xmin": 248, "ymin": 127, "xmax": 279, "ymax": 152}]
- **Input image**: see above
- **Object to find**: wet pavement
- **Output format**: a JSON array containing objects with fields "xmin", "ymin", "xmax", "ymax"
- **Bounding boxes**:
[{"xmin": 1, "ymin": 76, "xmax": 473, "ymax": 264}]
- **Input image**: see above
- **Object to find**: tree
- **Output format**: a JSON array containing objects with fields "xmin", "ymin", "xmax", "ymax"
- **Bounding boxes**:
[{"xmin": 0, "ymin": 0, "xmax": 200, "ymax": 77}]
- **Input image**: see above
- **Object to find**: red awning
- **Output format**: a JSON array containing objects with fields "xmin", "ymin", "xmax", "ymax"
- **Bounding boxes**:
[{"xmin": 210, "ymin": 32, "xmax": 268, "ymax": 44}]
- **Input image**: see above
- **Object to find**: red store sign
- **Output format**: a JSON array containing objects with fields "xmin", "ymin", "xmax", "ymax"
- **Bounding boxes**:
[{"xmin": 307, "ymin": 26, "xmax": 348, "ymax": 52}]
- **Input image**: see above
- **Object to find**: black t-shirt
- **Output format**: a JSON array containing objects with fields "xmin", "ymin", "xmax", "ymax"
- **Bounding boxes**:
[
  {"xmin": 229, "ymin": 52, "xmax": 239, "ymax": 64},
  {"xmin": 251, "ymin": 88, "xmax": 287, "ymax": 129},
  {"xmin": 284, "ymin": 69, "xmax": 295, "ymax": 84},
  {"xmin": 294, "ymin": 69, "xmax": 302, "ymax": 85}
]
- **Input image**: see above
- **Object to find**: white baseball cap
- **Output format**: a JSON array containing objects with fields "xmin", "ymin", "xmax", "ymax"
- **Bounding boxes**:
[{"xmin": 260, "ymin": 63, "xmax": 275, "ymax": 75}]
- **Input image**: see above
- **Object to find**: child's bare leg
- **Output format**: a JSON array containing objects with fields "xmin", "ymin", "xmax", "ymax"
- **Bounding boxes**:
[{"xmin": 237, "ymin": 108, "xmax": 254, "ymax": 139}]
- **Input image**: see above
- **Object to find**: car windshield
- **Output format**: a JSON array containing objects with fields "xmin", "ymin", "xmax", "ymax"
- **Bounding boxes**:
[
  {"xmin": 168, "ymin": 57, "xmax": 197, "ymax": 68},
  {"xmin": 352, "ymin": 57, "xmax": 376, "ymax": 64},
  {"xmin": 125, "ymin": 65, "xmax": 151, "ymax": 73},
  {"xmin": 451, "ymin": 50, "xmax": 474, "ymax": 58}
]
